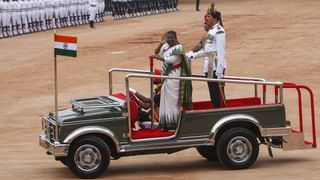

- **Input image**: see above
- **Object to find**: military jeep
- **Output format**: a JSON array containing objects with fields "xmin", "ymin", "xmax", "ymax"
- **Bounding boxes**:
[{"xmin": 39, "ymin": 68, "xmax": 317, "ymax": 178}]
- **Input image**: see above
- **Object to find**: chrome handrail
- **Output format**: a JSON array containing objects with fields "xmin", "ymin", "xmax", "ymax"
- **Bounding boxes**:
[
  {"xmin": 126, "ymin": 74, "xmax": 280, "ymax": 86},
  {"xmin": 108, "ymin": 68, "xmax": 149, "ymax": 95},
  {"xmin": 193, "ymin": 74, "xmax": 266, "ymax": 98},
  {"xmin": 108, "ymin": 68, "xmax": 267, "ymax": 96}
]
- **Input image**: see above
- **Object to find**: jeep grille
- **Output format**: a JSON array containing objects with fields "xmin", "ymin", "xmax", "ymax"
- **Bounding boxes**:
[{"xmin": 42, "ymin": 117, "xmax": 56, "ymax": 142}]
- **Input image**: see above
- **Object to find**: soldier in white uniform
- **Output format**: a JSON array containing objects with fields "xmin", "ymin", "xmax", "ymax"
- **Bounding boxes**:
[
  {"xmin": 58, "ymin": 0, "xmax": 65, "ymax": 27},
  {"xmin": 0, "ymin": 0, "xmax": 3, "ymax": 38},
  {"xmin": 79, "ymin": 0, "xmax": 86, "ymax": 24},
  {"xmin": 26, "ymin": 0, "xmax": 33, "ymax": 32},
  {"xmin": 88, "ymin": 0, "xmax": 97, "ymax": 28},
  {"xmin": 53, "ymin": 0, "xmax": 60, "ymax": 28},
  {"xmin": 69, "ymin": 0, "xmax": 75, "ymax": 26},
  {"xmin": 95, "ymin": 0, "xmax": 100, "ymax": 21},
  {"xmin": 17, "ymin": 0, "xmax": 23, "ymax": 34},
  {"xmin": 0, "ymin": 2, "xmax": 2, "ymax": 38},
  {"xmin": 20, "ymin": 0, "xmax": 29, "ymax": 33},
  {"xmin": 2, "ymin": 0, "xmax": 9, "ymax": 37},
  {"xmin": 39, "ymin": 0, "xmax": 45, "ymax": 30},
  {"xmin": 44, "ymin": 0, "xmax": 51, "ymax": 29},
  {"xmin": 36, "ymin": 0, "xmax": 41, "ymax": 31},
  {"xmin": 75, "ymin": 0, "xmax": 80, "ymax": 25},
  {"xmin": 187, "ymin": 10, "xmax": 227, "ymax": 108},
  {"xmin": 111, "ymin": 0, "xmax": 118, "ymax": 19},
  {"xmin": 74, "ymin": 0, "xmax": 80, "ymax": 25},
  {"xmin": 65, "ymin": 0, "xmax": 70, "ymax": 27},
  {"xmin": 105, "ymin": 0, "xmax": 112, "ymax": 15},
  {"xmin": 81, "ymin": 0, "xmax": 89, "ymax": 24},
  {"xmin": 31, "ymin": 0, "xmax": 38, "ymax": 32},
  {"xmin": 6, "ymin": 0, "xmax": 13, "ymax": 36},
  {"xmin": 62, "ymin": 0, "xmax": 71, "ymax": 27},
  {"xmin": 97, "ymin": 0, "xmax": 104, "ymax": 22},
  {"xmin": 11, "ymin": 0, "xmax": 17, "ymax": 35}
]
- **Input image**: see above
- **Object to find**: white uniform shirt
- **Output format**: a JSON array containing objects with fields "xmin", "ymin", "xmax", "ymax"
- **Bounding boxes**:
[
  {"xmin": 191, "ymin": 23, "xmax": 227, "ymax": 78},
  {"xmin": 89, "ymin": 0, "xmax": 98, "ymax": 6},
  {"xmin": 0, "ymin": 1, "xmax": 3, "ymax": 26}
]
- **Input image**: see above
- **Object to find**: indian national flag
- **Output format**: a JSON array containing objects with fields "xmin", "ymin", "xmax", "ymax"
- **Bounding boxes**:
[{"xmin": 54, "ymin": 34, "xmax": 77, "ymax": 57}]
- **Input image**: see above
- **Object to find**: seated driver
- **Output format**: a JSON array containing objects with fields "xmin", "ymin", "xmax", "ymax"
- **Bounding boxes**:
[{"xmin": 129, "ymin": 83, "xmax": 161, "ymax": 131}]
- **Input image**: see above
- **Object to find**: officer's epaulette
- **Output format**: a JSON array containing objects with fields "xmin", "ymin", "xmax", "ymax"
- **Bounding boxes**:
[
  {"xmin": 217, "ymin": 25, "xmax": 222, "ymax": 30},
  {"xmin": 216, "ymin": 31, "xmax": 224, "ymax": 34}
]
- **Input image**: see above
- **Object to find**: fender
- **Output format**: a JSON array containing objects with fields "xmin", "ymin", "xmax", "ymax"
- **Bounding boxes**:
[
  {"xmin": 208, "ymin": 114, "xmax": 262, "ymax": 144},
  {"xmin": 63, "ymin": 126, "xmax": 120, "ymax": 153}
]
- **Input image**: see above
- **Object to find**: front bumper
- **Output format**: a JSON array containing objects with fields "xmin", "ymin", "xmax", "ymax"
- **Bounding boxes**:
[{"xmin": 39, "ymin": 133, "xmax": 69, "ymax": 157}]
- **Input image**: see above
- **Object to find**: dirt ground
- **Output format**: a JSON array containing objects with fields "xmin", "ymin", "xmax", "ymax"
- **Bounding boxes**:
[{"xmin": 1, "ymin": 0, "xmax": 320, "ymax": 179}]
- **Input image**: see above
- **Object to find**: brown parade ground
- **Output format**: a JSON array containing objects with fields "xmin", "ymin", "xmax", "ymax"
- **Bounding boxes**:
[{"xmin": 0, "ymin": 0, "xmax": 320, "ymax": 179}]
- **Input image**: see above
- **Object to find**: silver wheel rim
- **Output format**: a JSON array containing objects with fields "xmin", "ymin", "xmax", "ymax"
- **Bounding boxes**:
[
  {"xmin": 74, "ymin": 144, "xmax": 102, "ymax": 172},
  {"xmin": 227, "ymin": 136, "xmax": 252, "ymax": 163}
]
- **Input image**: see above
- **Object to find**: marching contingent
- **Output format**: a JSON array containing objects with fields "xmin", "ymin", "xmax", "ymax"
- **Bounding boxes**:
[
  {"xmin": 110, "ymin": 0, "xmax": 178, "ymax": 19},
  {"xmin": 0, "ymin": 0, "xmax": 105, "ymax": 38},
  {"xmin": 0, "ymin": 0, "xmax": 179, "ymax": 39}
]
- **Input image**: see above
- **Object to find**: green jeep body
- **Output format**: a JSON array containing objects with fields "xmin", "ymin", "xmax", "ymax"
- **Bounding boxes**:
[{"xmin": 39, "ymin": 69, "xmax": 310, "ymax": 179}]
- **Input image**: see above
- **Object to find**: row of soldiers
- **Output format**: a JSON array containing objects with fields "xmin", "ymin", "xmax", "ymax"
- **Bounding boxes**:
[
  {"xmin": 0, "ymin": 0, "xmax": 179, "ymax": 39},
  {"xmin": 108, "ymin": 0, "xmax": 178, "ymax": 20},
  {"xmin": 0, "ymin": 0, "xmax": 105, "ymax": 38}
]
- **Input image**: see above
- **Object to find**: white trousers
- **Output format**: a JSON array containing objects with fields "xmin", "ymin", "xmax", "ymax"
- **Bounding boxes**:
[{"xmin": 89, "ymin": 7, "xmax": 97, "ymax": 21}]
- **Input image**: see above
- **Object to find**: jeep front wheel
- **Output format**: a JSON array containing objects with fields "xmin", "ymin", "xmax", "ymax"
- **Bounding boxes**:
[
  {"xmin": 67, "ymin": 136, "xmax": 110, "ymax": 178},
  {"xmin": 216, "ymin": 127, "xmax": 259, "ymax": 169}
]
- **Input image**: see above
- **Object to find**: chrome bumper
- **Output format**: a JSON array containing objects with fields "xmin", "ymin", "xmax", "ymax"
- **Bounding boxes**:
[
  {"xmin": 39, "ymin": 133, "xmax": 69, "ymax": 157},
  {"xmin": 260, "ymin": 126, "xmax": 291, "ymax": 137}
]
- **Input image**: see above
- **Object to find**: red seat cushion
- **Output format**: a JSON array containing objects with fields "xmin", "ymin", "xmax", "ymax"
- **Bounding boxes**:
[
  {"xmin": 191, "ymin": 97, "xmax": 261, "ymax": 111},
  {"xmin": 132, "ymin": 128, "xmax": 175, "ymax": 139},
  {"xmin": 227, "ymin": 97, "xmax": 261, "ymax": 107}
]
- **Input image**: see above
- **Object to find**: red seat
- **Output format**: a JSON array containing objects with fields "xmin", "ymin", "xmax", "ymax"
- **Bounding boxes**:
[
  {"xmin": 191, "ymin": 97, "xmax": 261, "ymax": 111},
  {"xmin": 112, "ymin": 93, "xmax": 138, "ymax": 124},
  {"xmin": 131, "ymin": 128, "xmax": 175, "ymax": 139},
  {"xmin": 227, "ymin": 97, "xmax": 261, "ymax": 107}
]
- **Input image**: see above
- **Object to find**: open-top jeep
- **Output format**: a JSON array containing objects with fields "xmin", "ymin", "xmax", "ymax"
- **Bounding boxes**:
[{"xmin": 39, "ymin": 67, "xmax": 317, "ymax": 178}]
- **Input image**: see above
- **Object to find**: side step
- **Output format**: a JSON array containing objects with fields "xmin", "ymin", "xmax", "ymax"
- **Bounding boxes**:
[{"xmin": 283, "ymin": 131, "xmax": 314, "ymax": 150}]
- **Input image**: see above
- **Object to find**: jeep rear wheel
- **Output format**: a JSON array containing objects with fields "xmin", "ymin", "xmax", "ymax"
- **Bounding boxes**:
[
  {"xmin": 196, "ymin": 146, "xmax": 218, "ymax": 161},
  {"xmin": 216, "ymin": 127, "xmax": 259, "ymax": 169},
  {"xmin": 67, "ymin": 136, "xmax": 110, "ymax": 178}
]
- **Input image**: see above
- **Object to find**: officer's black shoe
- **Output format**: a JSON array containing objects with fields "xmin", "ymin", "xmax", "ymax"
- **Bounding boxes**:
[{"xmin": 89, "ymin": 21, "xmax": 95, "ymax": 28}]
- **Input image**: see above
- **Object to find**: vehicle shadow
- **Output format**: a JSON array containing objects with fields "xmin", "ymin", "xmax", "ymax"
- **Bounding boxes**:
[
  {"xmin": 254, "ymin": 156, "xmax": 315, "ymax": 168},
  {"xmin": 51, "ymin": 155, "xmax": 315, "ymax": 178},
  {"xmin": 102, "ymin": 156, "xmax": 315, "ymax": 178},
  {"xmin": 104, "ymin": 158, "xmax": 223, "ymax": 178}
]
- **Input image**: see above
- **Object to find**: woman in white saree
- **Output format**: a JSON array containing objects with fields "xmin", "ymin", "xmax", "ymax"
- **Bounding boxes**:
[{"xmin": 153, "ymin": 31, "xmax": 192, "ymax": 131}]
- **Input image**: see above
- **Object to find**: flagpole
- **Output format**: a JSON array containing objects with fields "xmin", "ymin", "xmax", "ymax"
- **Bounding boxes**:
[{"xmin": 54, "ymin": 24, "xmax": 59, "ymax": 141}]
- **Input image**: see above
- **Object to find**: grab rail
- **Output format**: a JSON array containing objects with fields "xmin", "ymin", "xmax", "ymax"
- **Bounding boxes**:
[{"xmin": 275, "ymin": 82, "xmax": 317, "ymax": 147}]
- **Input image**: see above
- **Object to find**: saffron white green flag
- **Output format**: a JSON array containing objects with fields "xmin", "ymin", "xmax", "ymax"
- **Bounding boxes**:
[{"xmin": 54, "ymin": 34, "xmax": 77, "ymax": 57}]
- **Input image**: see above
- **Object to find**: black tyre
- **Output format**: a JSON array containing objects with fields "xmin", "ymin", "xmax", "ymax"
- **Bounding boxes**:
[
  {"xmin": 196, "ymin": 146, "xmax": 218, "ymax": 161},
  {"xmin": 67, "ymin": 136, "xmax": 110, "ymax": 178},
  {"xmin": 216, "ymin": 127, "xmax": 259, "ymax": 169},
  {"xmin": 59, "ymin": 157, "xmax": 68, "ymax": 166}
]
